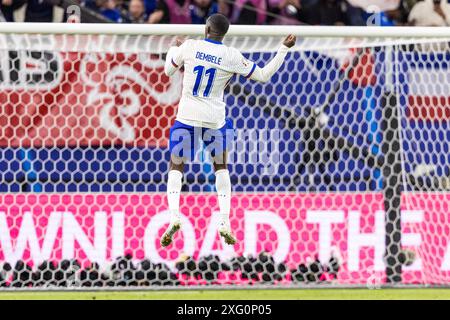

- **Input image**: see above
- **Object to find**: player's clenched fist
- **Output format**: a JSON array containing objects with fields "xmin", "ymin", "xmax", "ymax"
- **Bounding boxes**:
[
  {"xmin": 174, "ymin": 37, "xmax": 185, "ymax": 47},
  {"xmin": 283, "ymin": 34, "xmax": 296, "ymax": 48}
]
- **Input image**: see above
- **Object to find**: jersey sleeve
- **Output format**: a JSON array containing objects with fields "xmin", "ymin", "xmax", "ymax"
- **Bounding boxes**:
[
  {"xmin": 164, "ymin": 41, "xmax": 187, "ymax": 76},
  {"xmin": 228, "ymin": 49, "xmax": 257, "ymax": 79},
  {"xmin": 248, "ymin": 45, "xmax": 289, "ymax": 83}
]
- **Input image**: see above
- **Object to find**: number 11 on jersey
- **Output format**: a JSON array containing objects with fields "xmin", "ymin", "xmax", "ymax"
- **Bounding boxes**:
[{"xmin": 193, "ymin": 65, "xmax": 216, "ymax": 97}]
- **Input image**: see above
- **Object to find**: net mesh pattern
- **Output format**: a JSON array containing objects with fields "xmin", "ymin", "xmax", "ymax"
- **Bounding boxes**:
[{"xmin": 0, "ymin": 33, "xmax": 448, "ymax": 288}]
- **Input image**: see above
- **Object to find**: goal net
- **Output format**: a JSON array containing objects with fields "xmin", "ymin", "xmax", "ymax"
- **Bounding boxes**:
[{"xmin": 0, "ymin": 24, "xmax": 449, "ymax": 288}]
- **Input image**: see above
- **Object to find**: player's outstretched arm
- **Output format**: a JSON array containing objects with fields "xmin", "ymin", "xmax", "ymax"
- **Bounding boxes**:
[{"xmin": 249, "ymin": 35, "xmax": 296, "ymax": 83}]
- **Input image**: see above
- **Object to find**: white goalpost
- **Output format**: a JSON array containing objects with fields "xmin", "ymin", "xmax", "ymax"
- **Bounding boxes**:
[{"xmin": 0, "ymin": 23, "xmax": 449, "ymax": 289}]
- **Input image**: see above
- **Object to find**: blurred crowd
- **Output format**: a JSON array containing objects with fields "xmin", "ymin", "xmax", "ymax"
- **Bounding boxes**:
[
  {"xmin": 0, "ymin": 251, "xmax": 341, "ymax": 287},
  {"xmin": 1, "ymin": 0, "xmax": 450, "ymax": 26}
]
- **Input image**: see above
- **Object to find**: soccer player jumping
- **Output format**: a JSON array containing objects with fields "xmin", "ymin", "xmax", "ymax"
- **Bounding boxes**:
[{"xmin": 162, "ymin": 13, "xmax": 296, "ymax": 247}]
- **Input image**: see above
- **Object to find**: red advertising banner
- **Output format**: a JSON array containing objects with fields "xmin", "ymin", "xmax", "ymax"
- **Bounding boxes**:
[
  {"xmin": 0, "ymin": 51, "xmax": 181, "ymax": 148},
  {"xmin": 0, "ymin": 193, "xmax": 448, "ymax": 285}
]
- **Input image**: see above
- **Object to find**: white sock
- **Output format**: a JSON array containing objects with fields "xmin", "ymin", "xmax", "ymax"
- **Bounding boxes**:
[
  {"xmin": 167, "ymin": 170, "xmax": 183, "ymax": 224},
  {"xmin": 215, "ymin": 169, "xmax": 231, "ymax": 228}
]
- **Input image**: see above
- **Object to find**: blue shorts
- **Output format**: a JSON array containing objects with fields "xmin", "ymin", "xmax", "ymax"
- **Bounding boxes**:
[{"xmin": 169, "ymin": 119, "xmax": 234, "ymax": 160}]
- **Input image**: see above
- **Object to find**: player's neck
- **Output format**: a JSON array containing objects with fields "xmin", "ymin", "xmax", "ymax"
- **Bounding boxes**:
[{"xmin": 205, "ymin": 35, "xmax": 223, "ymax": 44}]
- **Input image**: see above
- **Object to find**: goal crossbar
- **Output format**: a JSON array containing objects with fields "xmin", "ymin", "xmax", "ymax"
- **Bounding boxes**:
[{"xmin": 0, "ymin": 23, "xmax": 450, "ymax": 38}]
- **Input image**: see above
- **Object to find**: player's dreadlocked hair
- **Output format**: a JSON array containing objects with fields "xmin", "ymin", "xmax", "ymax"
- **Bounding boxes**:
[{"xmin": 206, "ymin": 14, "xmax": 230, "ymax": 37}]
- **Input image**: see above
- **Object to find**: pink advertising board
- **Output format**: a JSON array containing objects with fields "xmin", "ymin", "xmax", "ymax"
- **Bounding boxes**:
[{"xmin": 0, "ymin": 193, "xmax": 449, "ymax": 285}]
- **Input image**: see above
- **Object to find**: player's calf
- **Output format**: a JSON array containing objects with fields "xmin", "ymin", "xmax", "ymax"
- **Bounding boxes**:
[{"xmin": 163, "ymin": 167, "xmax": 184, "ymax": 247}]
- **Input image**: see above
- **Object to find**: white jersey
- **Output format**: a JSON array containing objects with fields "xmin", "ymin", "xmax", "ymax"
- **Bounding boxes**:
[{"xmin": 166, "ymin": 39, "xmax": 256, "ymax": 128}]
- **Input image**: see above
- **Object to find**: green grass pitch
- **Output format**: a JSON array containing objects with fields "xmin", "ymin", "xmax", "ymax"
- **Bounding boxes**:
[{"xmin": 0, "ymin": 289, "xmax": 448, "ymax": 300}]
